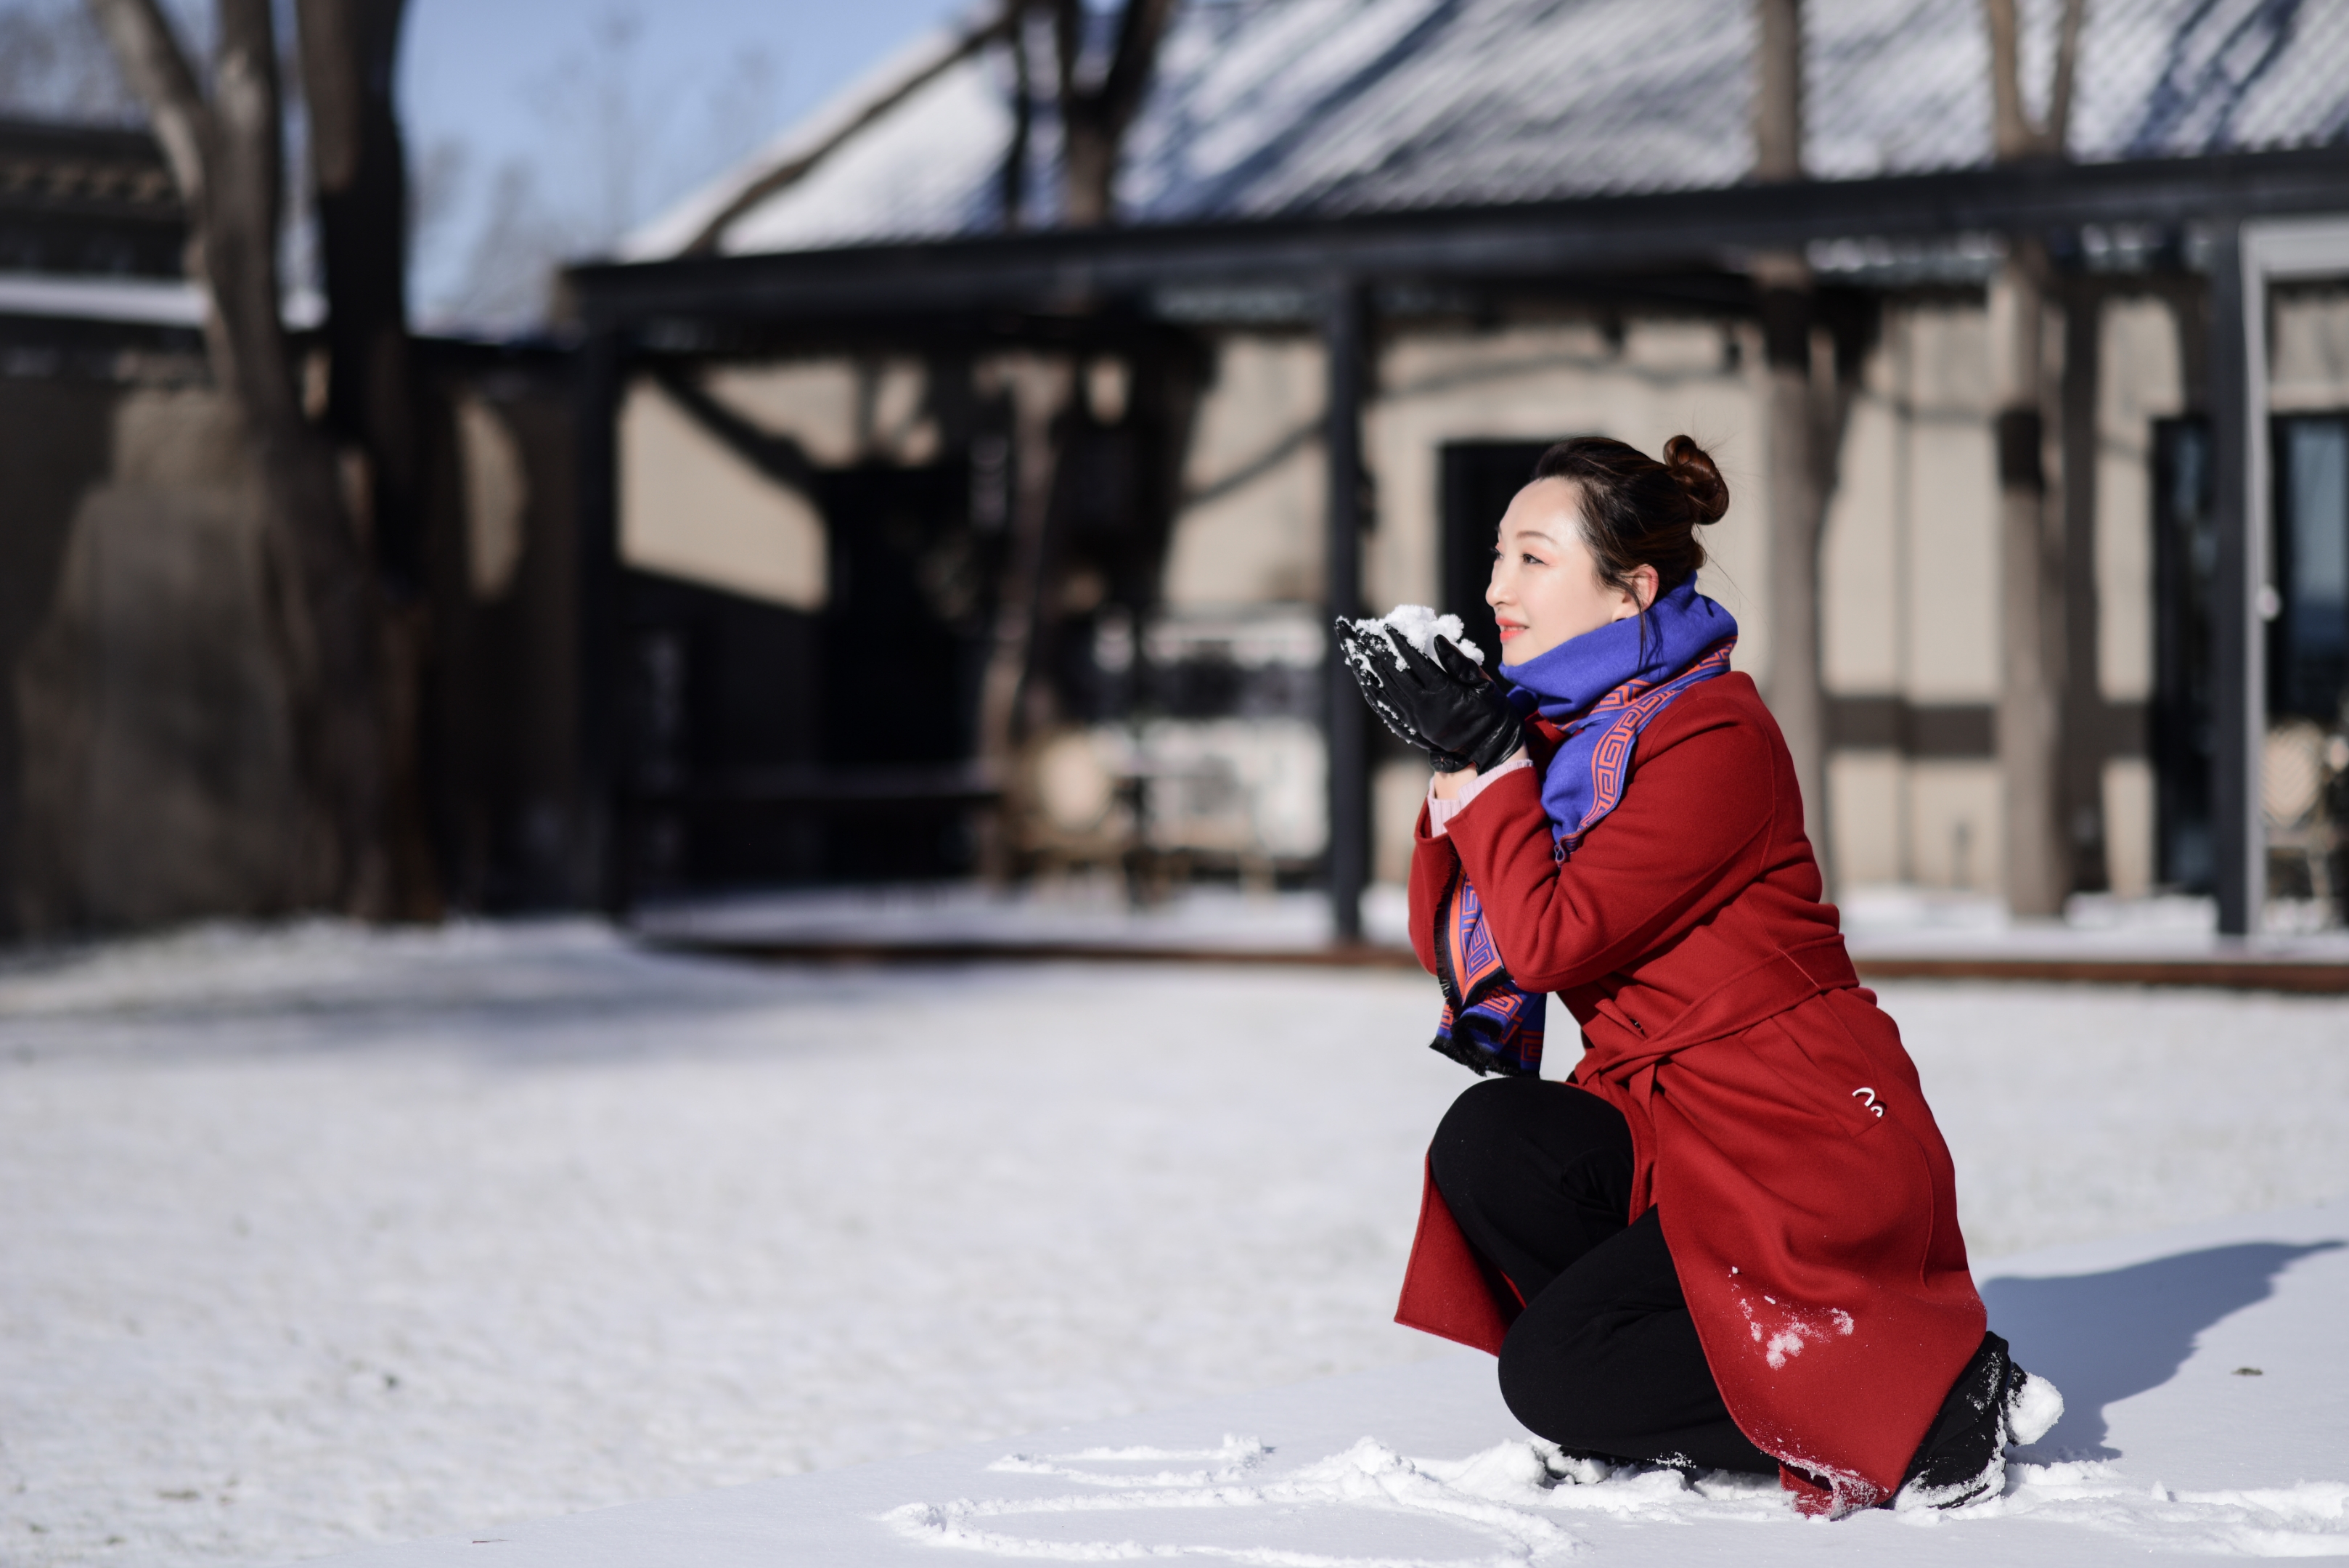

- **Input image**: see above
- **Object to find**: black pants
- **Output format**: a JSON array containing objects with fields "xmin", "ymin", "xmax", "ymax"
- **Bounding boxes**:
[{"xmin": 1429, "ymin": 1077, "xmax": 1778, "ymax": 1474}]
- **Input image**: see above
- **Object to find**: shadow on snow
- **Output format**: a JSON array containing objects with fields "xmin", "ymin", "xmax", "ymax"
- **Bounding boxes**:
[{"xmin": 1981, "ymin": 1238, "xmax": 2343, "ymax": 1457}]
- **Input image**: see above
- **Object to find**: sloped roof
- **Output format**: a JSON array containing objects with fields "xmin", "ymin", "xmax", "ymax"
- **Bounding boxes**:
[{"xmin": 632, "ymin": 0, "xmax": 2349, "ymax": 261}]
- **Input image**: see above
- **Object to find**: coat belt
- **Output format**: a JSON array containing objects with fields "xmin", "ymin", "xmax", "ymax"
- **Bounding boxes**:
[{"xmin": 1576, "ymin": 936, "xmax": 1858, "ymax": 1089}]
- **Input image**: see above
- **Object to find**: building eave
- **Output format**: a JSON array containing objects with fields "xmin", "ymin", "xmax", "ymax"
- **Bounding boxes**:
[{"xmin": 568, "ymin": 145, "xmax": 2349, "ymax": 330}]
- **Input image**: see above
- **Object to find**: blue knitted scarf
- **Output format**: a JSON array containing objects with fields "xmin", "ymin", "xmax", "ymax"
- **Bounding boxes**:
[{"xmin": 1428, "ymin": 579, "xmax": 1739, "ymax": 1077}]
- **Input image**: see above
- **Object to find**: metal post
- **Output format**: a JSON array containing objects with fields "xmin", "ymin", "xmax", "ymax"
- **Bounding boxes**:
[
  {"xmin": 1323, "ymin": 278, "xmax": 1369, "ymax": 944},
  {"xmin": 2060, "ymin": 280, "xmax": 2107, "ymax": 891},
  {"xmin": 576, "ymin": 324, "xmax": 626, "ymax": 915},
  {"xmin": 2205, "ymin": 219, "xmax": 2258, "ymax": 936}
]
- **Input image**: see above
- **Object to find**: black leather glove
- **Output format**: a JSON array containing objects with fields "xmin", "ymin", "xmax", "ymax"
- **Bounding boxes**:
[{"xmin": 1336, "ymin": 620, "xmax": 1524, "ymax": 774}]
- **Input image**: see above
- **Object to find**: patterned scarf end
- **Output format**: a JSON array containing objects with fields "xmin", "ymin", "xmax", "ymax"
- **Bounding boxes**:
[{"xmin": 1429, "ymin": 1005, "xmax": 1544, "ymax": 1077}]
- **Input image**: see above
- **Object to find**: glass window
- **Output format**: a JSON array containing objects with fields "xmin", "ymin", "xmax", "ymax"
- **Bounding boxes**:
[{"xmin": 2273, "ymin": 417, "xmax": 2349, "ymax": 720}]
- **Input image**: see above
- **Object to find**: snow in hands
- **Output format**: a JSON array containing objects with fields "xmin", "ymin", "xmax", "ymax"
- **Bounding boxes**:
[{"xmin": 1352, "ymin": 605, "xmax": 1484, "ymax": 671}]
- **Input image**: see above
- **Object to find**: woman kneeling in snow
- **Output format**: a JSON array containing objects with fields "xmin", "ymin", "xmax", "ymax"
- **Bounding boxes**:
[{"xmin": 1337, "ymin": 435, "xmax": 2060, "ymax": 1517}]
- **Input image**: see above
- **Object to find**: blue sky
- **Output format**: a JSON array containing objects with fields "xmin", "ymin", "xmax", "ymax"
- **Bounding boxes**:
[{"xmin": 397, "ymin": 0, "xmax": 970, "ymax": 322}]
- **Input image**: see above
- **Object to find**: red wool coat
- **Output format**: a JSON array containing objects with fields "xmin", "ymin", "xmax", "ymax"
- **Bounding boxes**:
[{"xmin": 1397, "ymin": 671, "xmax": 1984, "ymax": 1517}]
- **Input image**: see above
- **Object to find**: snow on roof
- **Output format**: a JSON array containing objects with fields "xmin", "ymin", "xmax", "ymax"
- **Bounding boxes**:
[
  {"xmin": 616, "ymin": 8, "xmax": 1010, "ymax": 262},
  {"xmin": 639, "ymin": 0, "xmax": 2349, "ymax": 261}
]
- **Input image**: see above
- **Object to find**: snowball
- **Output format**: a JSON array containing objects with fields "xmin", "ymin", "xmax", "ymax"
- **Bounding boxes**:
[
  {"xmin": 2006, "ymin": 1371, "xmax": 2064, "ymax": 1447},
  {"xmin": 1349, "ymin": 603, "xmax": 1484, "ymax": 670}
]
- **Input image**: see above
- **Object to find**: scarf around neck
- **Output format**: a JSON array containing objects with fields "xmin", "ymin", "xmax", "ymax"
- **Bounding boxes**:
[
  {"xmin": 1426, "ymin": 578, "xmax": 1738, "ymax": 1078},
  {"xmin": 1498, "ymin": 576, "xmax": 1740, "ymax": 853}
]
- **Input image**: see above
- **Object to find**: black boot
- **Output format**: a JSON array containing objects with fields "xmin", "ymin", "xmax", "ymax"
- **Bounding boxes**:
[{"xmin": 1892, "ymin": 1331, "xmax": 2059, "ymax": 1510}]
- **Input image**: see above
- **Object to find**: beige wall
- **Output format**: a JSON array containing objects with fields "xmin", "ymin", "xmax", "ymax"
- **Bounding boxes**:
[
  {"xmin": 1891, "ymin": 306, "xmax": 2004, "ymax": 704},
  {"xmin": 1827, "ymin": 750, "xmax": 1905, "ymax": 887},
  {"xmin": 1801, "ymin": 303, "xmax": 2005, "ymax": 892},
  {"xmin": 1806, "ymin": 295, "xmax": 2189, "ymax": 900},
  {"xmin": 1163, "ymin": 335, "xmax": 1328, "ymax": 607},
  {"xmin": 2096, "ymin": 298, "xmax": 2183, "ymax": 707},
  {"xmin": 2271, "ymin": 286, "xmax": 2349, "ymax": 412},
  {"xmin": 619, "ymin": 377, "xmax": 830, "ymax": 611},
  {"xmin": 704, "ymin": 356, "xmax": 939, "ymax": 465},
  {"xmin": 2094, "ymin": 296, "xmax": 2189, "ymax": 897},
  {"xmin": 1907, "ymin": 761, "xmax": 2005, "ymax": 893}
]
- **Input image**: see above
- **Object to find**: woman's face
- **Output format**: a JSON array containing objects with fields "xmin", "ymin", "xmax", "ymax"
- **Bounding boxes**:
[{"xmin": 1487, "ymin": 478, "xmax": 1656, "ymax": 663}]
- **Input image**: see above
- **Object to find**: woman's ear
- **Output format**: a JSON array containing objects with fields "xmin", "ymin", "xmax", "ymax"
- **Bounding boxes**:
[{"xmin": 1607, "ymin": 564, "xmax": 1659, "ymax": 622}]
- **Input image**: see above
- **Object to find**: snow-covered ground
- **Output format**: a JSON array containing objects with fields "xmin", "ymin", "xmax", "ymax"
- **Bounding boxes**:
[
  {"xmin": 316, "ymin": 1202, "xmax": 2349, "ymax": 1566},
  {"xmin": 1, "ymin": 920, "xmax": 2345, "ymax": 1567}
]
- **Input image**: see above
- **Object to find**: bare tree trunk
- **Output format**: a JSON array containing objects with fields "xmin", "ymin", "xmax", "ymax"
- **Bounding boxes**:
[
  {"xmin": 1046, "ymin": 0, "xmax": 1174, "ymax": 227},
  {"xmin": 969, "ymin": 0, "xmax": 1170, "ymax": 880},
  {"xmin": 974, "ymin": 356, "xmax": 1072, "ymax": 878},
  {"xmin": 2059, "ymin": 277, "xmax": 2109, "ymax": 892},
  {"xmin": 1752, "ymin": 0, "xmax": 1837, "ymax": 885},
  {"xmin": 1992, "ymin": 240, "xmax": 2069, "ymax": 915},
  {"xmin": 1000, "ymin": 4, "xmax": 1034, "ymax": 229},
  {"xmin": 298, "ymin": 0, "xmax": 414, "ymax": 549},
  {"xmin": 1753, "ymin": 0, "xmax": 1803, "ymax": 182},
  {"xmin": 1760, "ymin": 264, "xmax": 1836, "ymax": 884},
  {"xmin": 1982, "ymin": 0, "xmax": 2086, "ymax": 916},
  {"xmin": 88, "ymin": 0, "xmax": 391, "ymax": 912},
  {"xmin": 296, "ymin": 0, "xmax": 441, "ymax": 919}
]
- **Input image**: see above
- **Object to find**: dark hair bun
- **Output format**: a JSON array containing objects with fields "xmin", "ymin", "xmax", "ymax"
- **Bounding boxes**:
[
  {"xmin": 1662, "ymin": 435, "xmax": 1729, "ymax": 525},
  {"xmin": 1528, "ymin": 432, "xmax": 1726, "ymax": 596}
]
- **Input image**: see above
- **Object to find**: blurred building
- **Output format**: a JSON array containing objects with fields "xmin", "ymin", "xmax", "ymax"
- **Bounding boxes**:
[
  {"xmin": 7, "ymin": 2, "xmax": 2349, "ymax": 941},
  {"xmin": 575, "ymin": 0, "xmax": 2349, "ymax": 935}
]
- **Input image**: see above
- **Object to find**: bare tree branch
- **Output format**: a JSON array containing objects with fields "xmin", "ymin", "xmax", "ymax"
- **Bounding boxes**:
[
  {"xmin": 1981, "ymin": 0, "xmax": 2091, "ymax": 912},
  {"xmin": 1752, "ymin": 0, "xmax": 1804, "ymax": 181},
  {"xmin": 1051, "ymin": 0, "xmax": 1173, "ymax": 226},
  {"xmin": 88, "ymin": 0, "xmax": 401, "ymax": 915},
  {"xmin": 1986, "ymin": 0, "xmax": 2088, "ymax": 160},
  {"xmin": 680, "ymin": 8, "xmax": 1013, "ymax": 256},
  {"xmin": 82, "ymin": 0, "xmax": 208, "ymax": 198},
  {"xmin": 1049, "ymin": 0, "xmax": 1079, "ymax": 107},
  {"xmin": 1750, "ymin": 0, "xmax": 1839, "ymax": 886},
  {"xmin": 205, "ymin": 0, "xmax": 298, "ymax": 428},
  {"xmin": 1095, "ymin": 0, "xmax": 1175, "ymax": 142},
  {"xmin": 1985, "ymin": 0, "xmax": 2029, "ymax": 160},
  {"xmin": 2046, "ymin": 0, "xmax": 2086, "ymax": 155},
  {"xmin": 1001, "ymin": 5, "xmax": 1034, "ymax": 229},
  {"xmin": 294, "ymin": 0, "xmax": 364, "ymax": 192}
]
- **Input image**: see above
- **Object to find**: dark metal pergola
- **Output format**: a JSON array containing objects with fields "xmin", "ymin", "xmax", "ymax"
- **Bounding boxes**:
[{"xmin": 571, "ymin": 144, "xmax": 2349, "ymax": 938}]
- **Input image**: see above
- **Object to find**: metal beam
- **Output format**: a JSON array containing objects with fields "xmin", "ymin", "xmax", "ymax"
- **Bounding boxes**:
[
  {"xmin": 575, "ymin": 324, "xmax": 626, "ymax": 913},
  {"xmin": 1323, "ymin": 279, "xmax": 1369, "ymax": 944},
  {"xmin": 2205, "ymin": 221, "xmax": 2255, "ymax": 936},
  {"xmin": 571, "ymin": 147, "xmax": 2349, "ymax": 327}
]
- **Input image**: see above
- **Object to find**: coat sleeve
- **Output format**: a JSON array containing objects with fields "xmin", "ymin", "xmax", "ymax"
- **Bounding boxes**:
[
  {"xmin": 1441, "ymin": 709, "xmax": 1776, "ymax": 992},
  {"xmin": 1405, "ymin": 800, "xmax": 1461, "ymax": 976}
]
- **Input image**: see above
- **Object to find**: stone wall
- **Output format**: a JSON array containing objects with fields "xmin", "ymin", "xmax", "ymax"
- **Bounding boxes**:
[{"xmin": 7, "ymin": 383, "xmax": 306, "ymax": 934}]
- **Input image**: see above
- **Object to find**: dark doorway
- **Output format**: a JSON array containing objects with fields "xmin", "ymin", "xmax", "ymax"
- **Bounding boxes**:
[
  {"xmin": 619, "ymin": 574, "xmax": 827, "ymax": 894},
  {"xmin": 2151, "ymin": 417, "xmax": 2216, "ymax": 892},
  {"xmin": 1439, "ymin": 441, "xmax": 1553, "ymax": 665},
  {"xmin": 618, "ymin": 457, "xmax": 990, "ymax": 896},
  {"xmin": 818, "ymin": 461, "xmax": 988, "ymax": 769}
]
